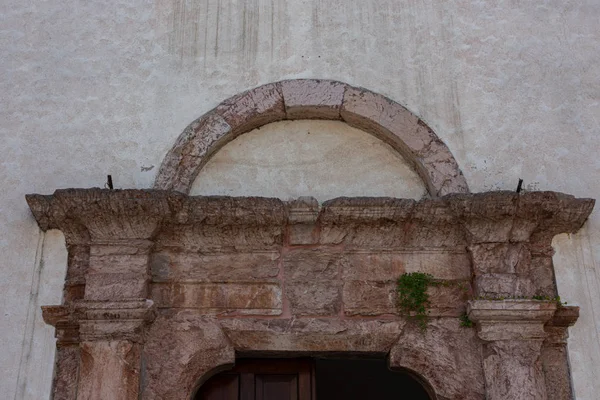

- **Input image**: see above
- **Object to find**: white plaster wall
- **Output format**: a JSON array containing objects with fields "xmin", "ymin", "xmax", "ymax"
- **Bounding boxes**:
[
  {"xmin": 1, "ymin": 1, "xmax": 599, "ymax": 398},
  {"xmin": 191, "ymin": 120, "xmax": 426, "ymax": 201}
]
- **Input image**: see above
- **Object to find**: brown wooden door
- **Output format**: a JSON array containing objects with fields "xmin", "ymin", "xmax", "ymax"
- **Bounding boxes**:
[{"xmin": 196, "ymin": 359, "xmax": 314, "ymax": 400}]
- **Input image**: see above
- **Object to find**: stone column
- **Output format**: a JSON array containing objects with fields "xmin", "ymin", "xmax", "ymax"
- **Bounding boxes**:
[{"xmin": 468, "ymin": 300, "xmax": 557, "ymax": 400}]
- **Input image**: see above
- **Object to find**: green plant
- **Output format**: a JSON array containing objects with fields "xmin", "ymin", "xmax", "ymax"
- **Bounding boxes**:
[
  {"xmin": 459, "ymin": 313, "xmax": 473, "ymax": 328},
  {"xmin": 396, "ymin": 272, "xmax": 436, "ymax": 331}
]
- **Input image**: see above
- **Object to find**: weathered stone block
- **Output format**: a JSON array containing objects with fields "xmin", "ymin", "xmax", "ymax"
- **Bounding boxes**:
[
  {"xmin": 78, "ymin": 341, "xmax": 141, "ymax": 400},
  {"xmin": 343, "ymin": 281, "xmax": 395, "ymax": 316},
  {"xmin": 154, "ymin": 112, "xmax": 232, "ymax": 192},
  {"xmin": 482, "ymin": 340, "xmax": 547, "ymax": 400},
  {"xmin": 156, "ymin": 224, "xmax": 284, "ymax": 252},
  {"xmin": 341, "ymin": 86, "xmax": 430, "ymax": 155},
  {"xmin": 142, "ymin": 312, "xmax": 234, "ymax": 400},
  {"xmin": 341, "ymin": 253, "xmax": 406, "ymax": 281},
  {"xmin": 52, "ymin": 346, "xmax": 80, "ymax": 400},
  {"xmin": 150, "ymin": 251, "xmax": 280, "ymax": 282},
  {"xmin": 283, "ymin": 249, "xmax": 340, "ymax": 281},
  {"xmin": 281, "ymin": 79, "xmax": 346, "ymax": 120},
  {"xmin": 404, "ymin": 252, "xmax": 472, "ymax": 280},
  {"xmin": 469, "ymin": 243, "xmax": 531, "ymax": 275},
  {"xmin": 216, "ymin": 82, "xmax": 286, "ymax": 135},
  {"xmin": 286, "ymin": 281, "xmax": 341, "ymax": 316},
  {"xmin": 151, "ymin": 283, "xmax": 282, "ymax": 315},
  {"xmin": 84, "ymin": 273, "xmax": 148, "ymax": 301},
  {"xmin": 288, "ymin": 223, "xmax": 319, "ymax": 245},
  {"xmin": 427, "ymin": 283, "xmax": 470, "ymax": 315},
  {"xmin": 390, "ymin": 318, "xmax": 486, "ymax": 400},
  {"xmin": 542, "ymin": 345, "xmax": 574, "ymax": 400},
  {"xmin": 88, "ymin": 253, "xmax": 150, "ymax": 274},
  {"xmin": 219, "ymin": 318, "xmax": 404, "ymax": 354},
  {"xmin": 530, "ymin": 256, "xmax": 557, "ymax": 297},
  {"xmin": 475, "ymin": 274, "xmax": 535, "ymax": 297},
  {"xmin": 340, "ymin": 86, "xmax": 469, "ymax": 196},
  {"xmin": 341, "ymin": 251, "xmax": 470, "ymax": 281},
  {"xmin": 320, "ymin": 223, "xmax": 465, "ymax": 249},
  {"xmin": 66, "ymin": 245, "xmax": 89, "ymax": 285}
]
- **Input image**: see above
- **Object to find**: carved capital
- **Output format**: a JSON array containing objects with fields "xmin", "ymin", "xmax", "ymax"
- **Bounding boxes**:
[
  {"xmin": 78, "ymin": 300, "xmax": 156, "ymax": 342},
  {"xmin": 467, "ymin": 300, "xmax": 556, "ymax": 341},
  {"xmin": 43, "ymin": 300, "xmax": 156, "ymax": 343}
]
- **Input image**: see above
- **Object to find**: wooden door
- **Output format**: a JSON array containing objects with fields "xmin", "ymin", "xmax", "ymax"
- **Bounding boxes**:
[{"xmin": 196, "ymin": 359, "xmax": 314, "ymax": 400}]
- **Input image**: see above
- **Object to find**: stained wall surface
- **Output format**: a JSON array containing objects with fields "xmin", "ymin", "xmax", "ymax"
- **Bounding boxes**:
[
  {"xmin": 191, "ymin": 120, "xmax": 427, "ymax": 201},
  {"xmin": 1, "ymin": 1, "xmax": 599, "ymax": 399}
]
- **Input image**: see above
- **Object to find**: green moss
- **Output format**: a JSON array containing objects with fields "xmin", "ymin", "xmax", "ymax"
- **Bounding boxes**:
[
  {"xmin": 459, "ymin": 313, "xmax": 473, "ymax": 328},
  {"xmin": 396, "ymin": 272, "xmax": 436, "ymax": 331}
]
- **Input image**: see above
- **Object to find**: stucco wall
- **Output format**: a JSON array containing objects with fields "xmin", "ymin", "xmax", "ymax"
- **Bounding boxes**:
[
  {"xmin": 1, "ymin": 1, "xmax": 599, "ymax": 398},
  {"xmin": 191, "ymin": 120, "xmax": 426, "ymax": 200}
]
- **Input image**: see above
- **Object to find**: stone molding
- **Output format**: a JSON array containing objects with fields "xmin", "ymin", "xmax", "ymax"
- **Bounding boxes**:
[
  {"xmin": 26, "ymin": 189, "xmax": 593, "ymax": 244},
  {"xmin": 26, "ymin": 188, "xmax": 595, "ymax": 400},
  {"xmin": 43, "ymin": 300, "xmax": 156, "ymax": 343},
  {"xmin": 153, "ymin": 79, "xmax": 469, "ymax": 197},
  {"xmin": 467, "ymin": 300, "xmax": 580, "ymax": 400},
  {"xmin": 467, "ymin": 300, "xmax": 557, "ymax": 341}
]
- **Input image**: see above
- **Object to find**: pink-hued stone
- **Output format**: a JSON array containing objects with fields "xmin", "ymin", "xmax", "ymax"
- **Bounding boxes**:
[
  {"xmin": 151, "ymin": 80, "xmax": 470, "ymax": 196},
  {"xmin": 281, "ymin": 79, "xmax": 347, "ymax": 119},
  {"xmin": 154, "ymin": 112, "xmax": 231, "ymax": 192},
  {"xmin": 27, "ymin": 189, "xmax": 594, "ymax": 400},
  {"xmin": 341, "ymin": 85, "xmax": 469, "ymax": 196},
  {"xmin": 150, "ymin": 282, "xmax": 282, "ymax": 314},
  {"xmin": 78, "ymin": 341, "xmax": 141, "ymax": 400},
  {"xmin": 389, "ymin": 318, "xmax": 486, "ymax": 400},
  {"xmin": 215, "ymin": 82, "xmax": 286, "ymax": 135}
]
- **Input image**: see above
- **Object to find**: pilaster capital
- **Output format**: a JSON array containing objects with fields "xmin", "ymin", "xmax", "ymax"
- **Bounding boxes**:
[
  {"xmin": 43, "ymin": 300, "xmax": 156, "ymax": 343},
  {"xmin": 467, "ymin": 300, "xmax": 557, "ymax": 341}
]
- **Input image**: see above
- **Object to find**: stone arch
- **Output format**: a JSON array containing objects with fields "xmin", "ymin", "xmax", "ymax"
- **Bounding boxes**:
[
  {"xmin": 154, "ymin": 79, "xmax": 469, "ymax": 197},
  {"xmin": 141, "ymin": 314, "xmax": 235, "ymax": 400}
]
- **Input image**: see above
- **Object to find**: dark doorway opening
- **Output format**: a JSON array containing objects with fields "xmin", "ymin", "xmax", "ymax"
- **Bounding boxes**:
[{"xmin": 195, "ymin": 358, "xmax": 432, "ymax": 400}]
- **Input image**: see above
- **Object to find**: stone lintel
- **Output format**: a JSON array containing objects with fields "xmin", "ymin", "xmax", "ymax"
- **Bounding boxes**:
[
  {"xmin": 468, "ymin": 300, "xmax": 557, "ymax": 341},
  {"xmin": 219, "ymin": 318, "xmax": 405, "ymax": 354}
]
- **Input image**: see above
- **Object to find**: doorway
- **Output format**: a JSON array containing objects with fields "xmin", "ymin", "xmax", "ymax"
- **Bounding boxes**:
[{"xmin": 195, "ymin": 358, "xmax": 432, "ymax": 400}]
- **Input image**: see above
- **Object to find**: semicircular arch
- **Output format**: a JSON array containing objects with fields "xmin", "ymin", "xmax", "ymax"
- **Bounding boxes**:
[{"xmin": 154, "ymin": 79, "xmax": 469, "ymax": 197}]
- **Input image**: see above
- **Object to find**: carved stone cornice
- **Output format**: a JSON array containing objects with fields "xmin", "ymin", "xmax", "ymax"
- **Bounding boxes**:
[
  {"xmin": 546, "ymin": 305, "xmax": 579, "ymax": 328},
  {"xmin": 42, "ymin": 305, "xmax": 80, "ymax": 345},
  {"xmin": 467, "ymin": 300, "xmax": 557, "ymax": 341},
  {"xmin": 544, "ymin": 306, "xmax": 580, "ymax": 345},
  {"xmin": 26, "ymin": 189, "xmax": 594, "ymax": 247}
]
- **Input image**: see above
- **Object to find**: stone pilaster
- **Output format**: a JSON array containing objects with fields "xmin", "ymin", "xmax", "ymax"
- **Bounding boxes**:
[
  {"xmin": 468, "ymin": 300, "xmax": 556, "ymax": 400},
  {"xmin": 43, "ymin": 306, "xmax": 81, "ymax": 400},
  {"xmin": 75, "ymin": 237, "xmax": 156, "ymax": 400}
]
